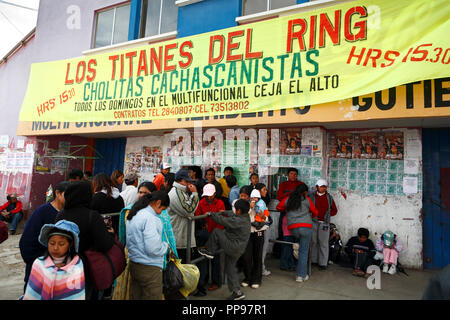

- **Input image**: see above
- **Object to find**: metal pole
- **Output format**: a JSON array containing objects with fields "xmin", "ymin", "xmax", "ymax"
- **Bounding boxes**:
[{"xmin": 186, "ymin": 217, "xmax": 192, "ymax": 264}]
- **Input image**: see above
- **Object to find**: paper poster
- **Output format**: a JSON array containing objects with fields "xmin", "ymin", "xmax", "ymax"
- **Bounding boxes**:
[
  {"xmin": 16, "ymin": 139, "xmax": 25, "ymax": 149},
  {"xmin": 405, "ymin": 130, "xmax": 422, "ymax": 159},
  {"xmin": 329, "ymin": 133, "xmax": 353, "ymax": 159},
  {"xmin": 281, "ymin": 128, "xmax": 302, "ymax": 155},
  {"xmin": 0, "ymin": 135, "xmax": 8, "ymax": 148},
  {"xmin": 353, "ymin": 132, "xmax": 379, "ymax": 159},
  {"xmin": 403, "ymin": 176, "xmax": 418, "ymax": 194},
  {"xmin": 404, "ymin": 158, "xmax": 419, "ymax": 175},
  {"xmin": 379, "ymin": 132, "xmax": 404, "ymax": 160},
  {"xmin": 26, "ymin": 144, "xmax": 34, "ymax": 153}
]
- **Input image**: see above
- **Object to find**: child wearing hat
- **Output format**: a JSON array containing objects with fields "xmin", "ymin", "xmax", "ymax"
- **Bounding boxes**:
[
  {"xmin": 240, "ymin": 189, "xmax": 269, "ymax": 289},
  {"xmin": 23, "ymin": 220, "xmax": 85, "ymax": 300},
  {"xmin": 376, "ymin": 230, "xmax": 403, "ymax": 275}
]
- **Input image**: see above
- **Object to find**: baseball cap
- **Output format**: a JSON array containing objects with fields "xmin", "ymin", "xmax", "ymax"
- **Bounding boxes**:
[
  {"xmin": 316, "ymin": 179, "xmax": 328, "ymax": 187},
  {"xmin": 203, "ymin": 184, "xmax": 216, "ymax": 197},
  {"xmin": 175, "ymin": 169, "xmax": 194, "ymax": 183},
  {"xmin": 162, "ymin": 163, "xmax": 171, "ymax": 170}
]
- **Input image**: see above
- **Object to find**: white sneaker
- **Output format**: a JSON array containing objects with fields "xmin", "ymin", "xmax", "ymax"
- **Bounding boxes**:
[
  {"xmin": 262, "ymin": 270, "xmax": 271, "ymax": 276},
  {"xmin": 388, "ymin": 265, "xmax": 396, "ymax": 275},
  {"xmin": 251, "ymin": 284, "xmax": 260, "ymax": 289},
  {"xmin": 328, "ymin": 260, "xmax": 334, "ymax": 265},
  {"xmin": 383, "ymin": 264, "xmax": 389, "ymax": 273},
  {"xmin": 295, "ymin": 275, "xmax": 309, "ymax": 282},
  {"xmin": 240, "ymin": 281, "xmax": 249, "ymax": 287}
]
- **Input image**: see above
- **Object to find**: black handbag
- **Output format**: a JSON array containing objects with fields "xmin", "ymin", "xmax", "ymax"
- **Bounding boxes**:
[{"xmin": 162, "ymin": 250, "xmax": 184, "ymax": 296}]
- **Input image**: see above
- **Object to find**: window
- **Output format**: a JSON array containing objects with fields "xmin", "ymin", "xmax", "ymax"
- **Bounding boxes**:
[
  {"xmin": 140, "ymin": 0, "xmax": 178, "ymax": 38},
  {"xmin": 94, "ymin": 3, "xmax": 131, "ymax": 48},
  {"xmin": 242, "ymin": 0, "xmax": 298, "ymax": 16}
]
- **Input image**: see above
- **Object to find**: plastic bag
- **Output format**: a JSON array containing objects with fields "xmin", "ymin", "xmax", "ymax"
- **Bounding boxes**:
[
  {"xmin": 163, "ymin": 259, "xmax": 184, "ymax": 296},
  {"xmin": 175, "ymin": 259, "xmax": 200, "ymax": 298}
]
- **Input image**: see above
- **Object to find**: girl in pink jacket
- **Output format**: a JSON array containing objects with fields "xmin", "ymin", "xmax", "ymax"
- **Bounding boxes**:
[{"xmin": 376, "ymin": 230, "xmax": 402, "ymax": 275}]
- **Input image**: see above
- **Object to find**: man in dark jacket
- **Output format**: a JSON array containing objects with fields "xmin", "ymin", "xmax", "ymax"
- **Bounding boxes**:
[
  {"xmin": 19, "ymin": 181, "xmax": 70, "ymax": 292},
  {"xmin": 344, "ymin": 227, "xmax": 376, "ymax": 277},
  {"xmin": 56, "ymin": 180, "xmax": 115, "ymax": 300},
  {"xmin": 198, "ymin": 199, "xmax": 251, "ymax": 300}
]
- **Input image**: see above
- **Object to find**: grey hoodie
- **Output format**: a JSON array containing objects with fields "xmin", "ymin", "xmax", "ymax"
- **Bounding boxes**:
[{"xmin": 167, "ymin": 182, "xmax": 199, "ymax": 249}]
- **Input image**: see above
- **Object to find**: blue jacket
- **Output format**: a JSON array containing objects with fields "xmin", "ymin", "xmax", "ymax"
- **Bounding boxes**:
[
  {"xmin": 19, "ymin": 203, "xmax": 59, "ymax": 264},
  {"xmin": 228, "ymin": 185, "xmax": 240, "ymax": 207},
  {"xmin": 126, "ymin": 206, "xmax": 169, "ymax": 268}
]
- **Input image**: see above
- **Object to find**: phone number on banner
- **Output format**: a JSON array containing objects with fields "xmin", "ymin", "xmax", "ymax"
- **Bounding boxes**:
[{"xmin": 156, "ymin": 101, "xmax": 250, "ymax": 117}]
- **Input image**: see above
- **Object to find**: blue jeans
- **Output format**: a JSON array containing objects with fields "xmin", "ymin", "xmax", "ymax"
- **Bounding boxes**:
[
  {"xmin": 280, "ymin": 236, "xmax": 296, "ymax": 270},
  {"xmin": 0, "ymin": 211, "xmax": 23, "ymax": 231},
  {"xmin": 290, "ymin": 227, "xmax": 312, "ymax": 278}
]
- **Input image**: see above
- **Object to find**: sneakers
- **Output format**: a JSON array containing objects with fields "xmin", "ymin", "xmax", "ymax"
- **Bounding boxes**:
[
  {"xmin": 383, "ymin": 264, "xmax": 389, "ymax": 273},
  {"xmin": 251, "ymin": 284, "xmax": 260, "ymax": 289},
  {"xmin": 9, "ymin": 230, "xmax": 15, "ymax": 235},
  {"xmin": 388, "ymin": 265, "xmax": 397, "ymax": 275},
  {"xmin": 295, "ymin": 275, "xmax": 309, "ymax": 282},
  {"xmin": 197, "ymin": 248, "xmax": 214, "ymax": 259},
  {"xmin": 262, "ymin": 270, "xmax": 271, "ymax": 276},
  {"xmin": 318, "ymin": 266, "xmax": 327, "ymax": 271},
  {"xmin": 240, "ymin": 281, "xmax": 249, "ymax": 287},
  {"xmin": 227, "ymin": 291, "xmax": 245, "ymax": 300}
]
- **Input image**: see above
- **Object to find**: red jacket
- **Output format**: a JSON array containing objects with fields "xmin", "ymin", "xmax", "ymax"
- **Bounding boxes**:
[
  {"xmin": 195, "ymin": 197, "xmax": 225, "ymax": 233},
  {"xmin": 153, "ymin": 173, "xmax": 165, "ymax": 190},
  {"xmin": 0, "ymin": 201, "xmax": 23, "ymax": 214},
  {"xmin": 276, "ymin": 180, "xmax": 304, "ymax": 201},
  {"xmin": 314, "ymin": 192, "xmax": 338, "ymax": 222}
]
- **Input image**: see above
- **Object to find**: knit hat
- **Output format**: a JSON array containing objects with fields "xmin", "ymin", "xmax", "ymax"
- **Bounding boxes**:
[
  {"xmin": 250, "ymin": 189, "xmax": 261, "ymax": 199},
  {"xmin": 39, "ymin": 220, "xmax": 80, "ymax": 252},
  {"xmin": 383, "ymin": 230, "xmax": 395, "ymax": 247}
]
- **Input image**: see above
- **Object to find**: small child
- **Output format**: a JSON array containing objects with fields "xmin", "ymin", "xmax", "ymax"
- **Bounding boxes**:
[
  {"xmin": 198, "ymin": 199, "xmax": 251, "ymax": 300},
  {"xmin": 376, "ymin": 230, "xmax": 403, "ymax": 275},
  {"xmin": 23, "ymin": 220, "xmax": 85, "ymax": 300},
  {"xmin": 328, "ymin": 223, "xmax": 343, "ymax": 264},
  {"xmin": 344, "ymin": 228, "xmax": 376, "ymax": 277}
]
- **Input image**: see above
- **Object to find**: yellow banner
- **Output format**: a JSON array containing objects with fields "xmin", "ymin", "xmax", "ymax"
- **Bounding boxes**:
[{"xmin": 19, "ymin": 0, "xmax": 450, "ymax": 123}]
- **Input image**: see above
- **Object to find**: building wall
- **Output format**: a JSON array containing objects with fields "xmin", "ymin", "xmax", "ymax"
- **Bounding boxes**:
[{"xmin": 123, "ymin": 125, "xmax": 424, "ymax": 268}]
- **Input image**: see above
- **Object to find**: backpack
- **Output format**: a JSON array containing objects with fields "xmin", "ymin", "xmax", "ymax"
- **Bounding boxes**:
[
  {"xmin": 84, "ymin": 211, "xmax": 127, "ymax": 290},
  {"xmin": 0, "ymin": 221, "xmax": 8, "ymax": 244}
]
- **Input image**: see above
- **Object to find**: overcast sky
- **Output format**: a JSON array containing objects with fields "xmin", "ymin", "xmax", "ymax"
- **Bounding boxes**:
[{"xmin": 0, "ymin": 0, "xmax": 40, "ymax": 58}]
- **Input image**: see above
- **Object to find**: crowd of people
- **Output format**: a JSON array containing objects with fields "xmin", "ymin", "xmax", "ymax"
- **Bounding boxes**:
[{"xmin": 5, "ymin": 164, "xmax": 407, "ymax": 300}]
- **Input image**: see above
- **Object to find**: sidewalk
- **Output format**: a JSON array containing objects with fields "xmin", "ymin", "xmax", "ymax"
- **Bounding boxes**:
[{"xmin": 0, "ymin": 233, "xmax": 437, "ymax": 300}]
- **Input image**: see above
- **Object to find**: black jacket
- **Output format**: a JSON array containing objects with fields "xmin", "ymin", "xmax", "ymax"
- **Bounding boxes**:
[
  {"xmin": 344, "ymin": 236, "xmax": 376, "ymax": 259},
  {"xmin": 56, "ymin": 181, "xmax": 114, "ymax": 256},
  {"xmin": 90, "ymin": 192, "xmax": 124, "ymax": 215}
]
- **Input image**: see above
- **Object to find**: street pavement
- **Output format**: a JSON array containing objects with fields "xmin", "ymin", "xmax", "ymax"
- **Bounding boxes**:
[{"xmin": 0, "ymin": 231, "xmax": 437, "ymax": 300}]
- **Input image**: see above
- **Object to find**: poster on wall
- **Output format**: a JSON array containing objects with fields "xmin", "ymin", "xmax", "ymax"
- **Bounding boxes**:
[
  {"xmin": 379, "ymin": 132, "xmax": 404, "ymax": 160},
  {"xmin": 282, "ymin": 129, "xmax": 302, "ymax": 155},
  {"xmin": 142, "ymin": 146, "xmax": 163, "ymax": 175},
  {"xmin": 125, "ymin": 152, "xmax": 142, "ymax": 174},
  {"xmin": 353, "ymin": 132, "xmax": 379, "ymax": 159},
  {"xmin": 329, "ymin": 133, "xmax": 353, "ymax": 159}
]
